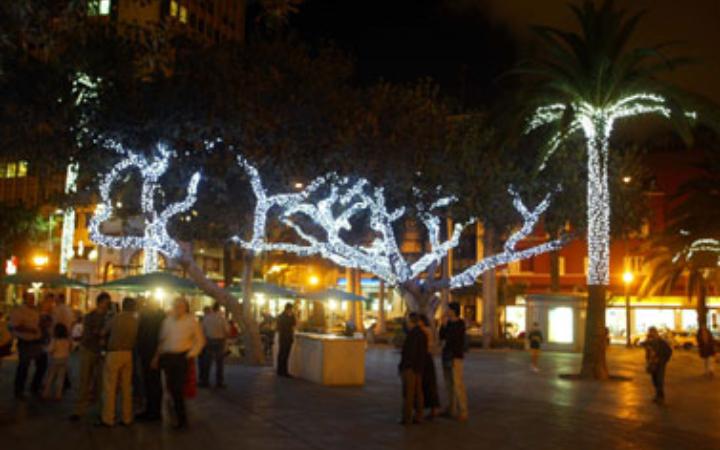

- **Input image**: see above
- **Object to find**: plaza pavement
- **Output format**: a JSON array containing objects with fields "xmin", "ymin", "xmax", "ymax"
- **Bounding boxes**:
[{"xmin": 1, "ymin": 345, "xmax": 719, "ymax": 450}]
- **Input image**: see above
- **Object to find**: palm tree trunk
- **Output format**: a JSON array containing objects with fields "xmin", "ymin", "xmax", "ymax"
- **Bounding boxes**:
[
  {"xmin": 241, "ymin": 249, "xmax": 265, "ymax": 365},
  {"xmin": 481, "ymin": 225, "xmax": 497, "ymax": 348},
  {"xmin": 550, "ymin": 250, "xmax": 560, "ymax": 292},
  {"xmin": 697, "ymin": 280, "xmax": 708, "ymax": 329},
  {"xmin": 377, "ymin": 280, "xmax": 387, "ymax": 334},
  {"xmin": 580, "ymin": 122, "xmax": 611, "ymax": 379}
]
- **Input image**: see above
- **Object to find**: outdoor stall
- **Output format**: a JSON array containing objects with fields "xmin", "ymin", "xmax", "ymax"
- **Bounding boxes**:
[{"xmin": 1, "ymin": 271, "xmax": 89, "ymax": 311}]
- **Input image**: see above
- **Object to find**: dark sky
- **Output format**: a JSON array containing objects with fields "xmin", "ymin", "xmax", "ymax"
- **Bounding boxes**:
[{"xmin": 282, "ymin": 0, "xmax": 720, "ymax": 106}]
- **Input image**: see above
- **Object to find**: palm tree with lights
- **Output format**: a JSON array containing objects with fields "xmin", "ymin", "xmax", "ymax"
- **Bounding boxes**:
[{"xmin": 520, "ymin": 0, "xmax": 711, "ymax": 379}]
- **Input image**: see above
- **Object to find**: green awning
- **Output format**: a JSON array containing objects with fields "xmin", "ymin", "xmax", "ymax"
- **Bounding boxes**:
[
  {"xmin": 1, "ymin": 272, "xmax": 88, "ymax": 289},
  {"xmin": 95, "ymin": 272, "xmax": 199, "ymax": 294},
  {"xmin": 227, "ymin": 280, "xmax": 298, "ymax": 298},
  {"xmin": 304, "ymin": 288, "xmax": 370, "ymax": 303}
]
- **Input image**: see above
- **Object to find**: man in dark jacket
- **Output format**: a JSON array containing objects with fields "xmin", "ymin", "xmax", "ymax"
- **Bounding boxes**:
[
  {"xmin": 439, "ymin": 302, "xmax": 468, "ymax": 420},
  {"xmin": 276, "ymin": 303, "xmax": 296, "ymax": 377},
  {"xmin": 134, "ymin": 300, "xmax": 165, "ymax": 421},
  {"xmin": 399, "ymin": 313, "xmax": 427, "ymax": 425},
  {"xmin": 644, "ymin": 326, "xmax": 672, "ymax": 404}
]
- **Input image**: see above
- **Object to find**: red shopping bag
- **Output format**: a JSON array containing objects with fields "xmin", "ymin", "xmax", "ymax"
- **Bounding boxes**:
[{"xmin": 184, "ymin": 357, "xmax": 197, "ymax": 398}]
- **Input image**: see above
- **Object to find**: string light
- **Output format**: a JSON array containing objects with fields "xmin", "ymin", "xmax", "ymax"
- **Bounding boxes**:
[
  {"xmin": 673, "ymin": 238, "xmax": 720, "ymax": 265},
  {"xmin": 89, "ymin": 142, "xmax": 201, "ymax": 273},
  {"xmin": 60, "ymin": 163, "xmax": 79, "ymax": 274},
  {"xmin": 527, "ymin": 93, "xmax": 693, "ymax": 285},
  {"xmin": 233, "ymin": 157, "xmax": 565, "ymax": 290}
]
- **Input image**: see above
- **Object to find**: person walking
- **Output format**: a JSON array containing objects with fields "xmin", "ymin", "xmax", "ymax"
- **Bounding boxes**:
[
  {"xmin": 439, "ymin": 302, "xmax": 468, "ymax": 421},
  {"xmin": 696, "ymin": 326, "xmax": 716, "ymax": 377},
  {"xmin": 98, "ymin": 297, "xmax": 139, "ymax": 427},
  {"xmin": 418, "ymin": 314, "xmax": 440, "ymax": 419},
  {"xmin": 528, "ymin": 322, "xmax": 544, "ymax": 372},
  {"xmin": 10, "ymin": 292, "xmax": 47, "ymax": 399},
  {"xmin": 135, "ymin": 299, "xmax": 165, "ymax": 422},
  {"xmin": 398, "ymin": 313, "xmax": 427, "ymax": 425},
  {"xmin": 154, "ymin": 297, "xmax": 205, "ymax": 429},
  {"xmin": 644, "ymin": 326, "xmax": 673, "ymax": 404},
  {"xmin": 199, "ymin": 302, "xmax": 228, "ymax": 388},
  {"xmin": 42, "ymin": 324, "xmax": 72, "ymax": 400},
  {"xmin": 70, "ymin": 292, "xmax": 111, "ymax": 421},
  {"xmin": 276, "ymin": 303, "xmax": 296, "ymax": 377}
]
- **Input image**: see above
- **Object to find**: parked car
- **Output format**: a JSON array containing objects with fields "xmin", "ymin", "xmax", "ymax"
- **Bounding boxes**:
[{"xmin": 669, "ymin": 330, "xmax": 695, "ymax": 350}]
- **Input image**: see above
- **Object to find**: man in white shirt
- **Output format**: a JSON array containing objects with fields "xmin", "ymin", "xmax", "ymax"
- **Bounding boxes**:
[
  {"xmin": 10, "ymin": 292, "xmax": 46, "ymax": 399},
  {"xmin": 52, "ymin": 294, "xmax": 74, "ymax": 334},
  {"xmin": 154, "ymin": 297, "xmax": 205, "ymax": 429},
  {"xmin": 199, "ymin": 303, "xmax": 228, "ymax": 388}
]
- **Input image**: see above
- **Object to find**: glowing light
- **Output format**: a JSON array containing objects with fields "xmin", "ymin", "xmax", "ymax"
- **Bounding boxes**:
[
  {"xmin": 233, "ymin": 157, "xmax": 564, "ymax": 291},
  {"xmin": 308, "ymin": 275, "xmax": 320, "ymax": 286},
  {"xmin": 527, "ymin": 93, "xmax": 692, "ymax": 286},
  {"xmin": 32, "ymin": 254, "xmax": 49, "ymax": 268},
  {"xmin": 60, "ymin": 163, "xmax": 79, "ymax": 274},
  {"xmin": 88, "ymin": 142, "xmax": 201, "ymax": 273},
  {"xmin": 622, "ymin": 271, "xmax": 634, "ymax": 284},
  {"xmin": 255, "ymin": 294, "xmax": 266, "ymax": 306},
  {"xmin": 673, "ymin": 238, "xmax": 720, "ymax": 265},
  {"xmin": 4, "ymin": 258, "xmax": 17, "ymax": 275},
  {"xmin": 153, "ymin": 288, "xmax": 166, "ymax": 302},
  {"xmin": 88, "ymin": 248, "xmax": 98, "ymax": 261},
  {"xmin": 622, "ymin": 176, "xmax": 632, "ymax": 184},
  {"xmin": 328, "ymin": 299, "xmax": 338, "ymax": 311}
]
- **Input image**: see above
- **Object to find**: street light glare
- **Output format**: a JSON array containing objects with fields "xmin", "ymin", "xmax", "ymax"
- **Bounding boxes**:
[
  {"xmin": 622, "ymin": 271, "xmax": 634, "ymax": 284},
  {"xmin": 308, "ymin": 274, "xmax": 320, "ymax": 286},
  {"xmin": 32, "ymin": 254, "xmax": 49, "ymax": 268}
]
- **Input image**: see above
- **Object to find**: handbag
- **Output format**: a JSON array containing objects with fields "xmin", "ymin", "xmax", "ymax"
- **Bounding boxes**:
[{"xmin": 183, "ymin": 357, "xmax": 198, "ymax": 398}]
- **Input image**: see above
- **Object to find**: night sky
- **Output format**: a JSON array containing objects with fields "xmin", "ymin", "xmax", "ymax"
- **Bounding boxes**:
[{"xmin": 283, "ymin": 0, "xmax": 720, "ymax": 107}]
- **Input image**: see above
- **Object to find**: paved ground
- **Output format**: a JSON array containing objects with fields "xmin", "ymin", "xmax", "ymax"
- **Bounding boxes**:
[{"xmin": 1, "ymin": 345, "xmax": 719, "ymax": 450}]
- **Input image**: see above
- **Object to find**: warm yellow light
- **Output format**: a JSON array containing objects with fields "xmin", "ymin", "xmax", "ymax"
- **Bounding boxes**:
[
  {"xmin": 267, "ymin": 264, "xmax": 286, "ymax": 275},
  {"xmin": 308, "ymin": 274, "xmax": 320, "ymax": 286},
  {"xmin": 153, "ymin": 287, "xmax": 166, "ymax": 301},
  {"xmin": 622, "ymin": 176, "xmax": 632, "ymax": 184},
  {"xmin": 622, "ymin": 271, "xmax": 634, "ymax": 284},
  {"xmin": 328, "ymin": 299, "xmax": 338, "ymax": 311},
  {"xmin": 341, "ymin": 301, "xmax": 348, "ymax": 311},
  {"xmin": 32, "ymin": 254, "xmax": 49, "ymax": 267},
  {"xmin": 255, "ymin": 293, "xmax": 266, "ymax": 306}
]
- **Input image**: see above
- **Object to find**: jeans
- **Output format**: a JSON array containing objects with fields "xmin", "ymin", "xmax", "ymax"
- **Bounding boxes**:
[
  {"xmin": 277, "ymin": 338, "xmax": 293, "ymax": 376},
  {"xmin": 401, "ymin": 369, "xmax": 423, "ymax": 423},
  {"xmin": 159, "ymin": 352, "xmax": 188, "ymax": 425},
  {"xmin": 651, "ymin": 364, "xmax": 666, "ymax": 398},
  {"xmin": 443, "ymin": 358, "xmax": 468, "ymax": 417},
  {"xmin": 102, "ymin": 351, "xmax": 133, "ymax": 425},
  {"xmin": 199, "ymin": 338, "xmax": 225, "ymax": 385},
  {"xmin": 14, "ymin": 340, "xmax": 47, "ymax": 396}
]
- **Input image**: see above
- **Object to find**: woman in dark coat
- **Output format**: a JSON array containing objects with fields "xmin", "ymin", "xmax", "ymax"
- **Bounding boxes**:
[
  {"xmin": 418, "ymin": 315, "xmax": 440, "ymax": 418},
  {"xmin": 697, "ymin": 326, "xmax": 716, "ymax": 377}
]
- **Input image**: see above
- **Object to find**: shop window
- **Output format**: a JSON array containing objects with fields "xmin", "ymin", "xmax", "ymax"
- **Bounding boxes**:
[
  {"xmin": 17, "ymin": 161, "xmax": 27, "ymax": 177},
  {"xmin": 6, "ymin": 162, "xmax": 16, "ymax": 178},
  {"xmin": 548, "ymin": 307, "xmax": 573, "ymax": 343},
  {"xmin": 179, "ymin": 6, "xmax": 188, "ymax": 23},
  {"xmin": 88, "ymin": 0, "xmax": 111, "ymax": 16},
  {"xmin": 170, "ymin": 0, "xmax": 179, "ymax": 17}
]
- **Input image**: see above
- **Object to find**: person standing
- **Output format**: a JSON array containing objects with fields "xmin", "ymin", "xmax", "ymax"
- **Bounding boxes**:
[
  {"xmin": 135, "ymin": 299, "xmax": 165, "ymax": 422},
  {"xmin": 644, "ymin": 326, "xmax": 673, "ymax": 404},
  {"xmin": 42, "ymin": 324, "xmax": 71, "ymax": 400},
  {"xmin": 200, "ymin": 302, "xmax": 228, "ymax": 388},
  {"xmin": 418, "ymin": 314, "xmax": 440, "ymax": 419},
  {"xmin": 10, "ymin": 292, "xmax": 47, "ymax": 399},
  {"xmin": 439, "ymin": 302, "xmax": 468, "ymax": 421},
  {"xmin": 528, "ymin": 322, "xmax": 544, "ymax": 372},
  {"xmin": 399, "ymin": 313, "xmax": 427, "ymax": 425},
  {"xmin": 154, "ymin": 297, "xmax": 205, "ymax": 429},
  {"xmin": 52, "ymin": 294, "xmax": 74, "ymax": 332},
  {"xmin": 696, "ymin": 326, "xmax": 716, "ymax": 377},
  {"xmin": 98, "ymin": 297, "xmax": 139, "ymax": 427},
  {"xmin": 70, "ymin": 292, "xmax": 111, "ymax": 421},
  {"xmin": 276, "ymin": 303, "xmax": 296, "ymax": 377}
]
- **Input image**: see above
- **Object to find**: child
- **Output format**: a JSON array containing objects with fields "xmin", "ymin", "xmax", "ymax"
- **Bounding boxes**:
[{"xmin": 43, "ymin": 323, "xmax": 71, "ymax": 400}]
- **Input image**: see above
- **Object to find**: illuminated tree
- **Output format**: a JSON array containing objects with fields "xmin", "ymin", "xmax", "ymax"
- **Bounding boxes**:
[
  {"xmin": 520, "ymin": 0, "xmax": 704, "ymax": 379},
  {"xmin": 234, "ymin": 157, "xmax": 565, "ymax": 316}
]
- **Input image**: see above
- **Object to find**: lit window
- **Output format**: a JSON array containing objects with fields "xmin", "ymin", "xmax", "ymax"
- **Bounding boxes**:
[
  {"xmin": 170, "ymin": 0, "xmax": 179, "ymax": 17},
  {"xmin": 17, "ymin": 161, "xmax": 27, "ymax": 177},
  {"xmin": 88, "ymin": 0, "xmax": 111, "ymax": 16},
  {"xmin": 99, "ymin": 0, "xmax": 111, "ymax": 15},
  {"xmin": 548, "ymin": 307, "xmax": 574, "ymax": 344},
  {"xmin": 6, "ymin": 163, "xmax": 16, "ymax": 178},
  {"xmin": 179, "ymin": 6, "xmax": 188, "ymax": 23},
  {"xmin": 0, "ymin": 163, "xmax": 5, "ymax": 179}
]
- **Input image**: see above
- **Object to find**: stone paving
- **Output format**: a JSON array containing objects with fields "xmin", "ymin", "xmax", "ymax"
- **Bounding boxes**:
[{"xmin": 1, "ymin": 345, "xmax": 719, "ymax": 450}]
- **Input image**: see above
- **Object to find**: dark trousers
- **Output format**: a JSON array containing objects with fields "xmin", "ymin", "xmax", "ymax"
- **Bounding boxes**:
[
  {"xmin": 159, "ymin": 353, "xmax": 188, "ymax": 425},
  {"xmin": 401, "ymin": 369, "xmax": 424, "ymax": 423},
  {"xmin": 277, "ymin": 338, "xmax": 293, "ymax": 376},
  {"xmin": 651, "ymin": 364, "xmax": 666, "ymax": 398},
  {"xmin": 141, "ymin": 357, "xmax": 163, "ymax": 418},
  {"xmin": 199, "ymin": 339, "xmax": 225, "ymax": 385},
  {"xmin": 14, "ymin": 340, "xmax": 48, "ymax": 396}
]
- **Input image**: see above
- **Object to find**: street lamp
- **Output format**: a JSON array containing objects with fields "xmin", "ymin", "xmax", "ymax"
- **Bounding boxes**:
[{"xmin": 622, "ymin": 271, "xmax": 635, "ymax": 348}]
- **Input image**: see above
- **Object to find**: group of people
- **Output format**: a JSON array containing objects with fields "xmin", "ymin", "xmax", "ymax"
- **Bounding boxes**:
[
  {"xmin": 399, "ymin": 302, "xmax": 468, "ymax": 425},
  {"xmin": 7, "ymin": 290, "xmax": 210, "ymax": 429}
]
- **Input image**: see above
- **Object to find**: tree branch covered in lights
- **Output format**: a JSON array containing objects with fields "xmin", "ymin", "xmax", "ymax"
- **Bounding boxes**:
[
  {"xmin": 233, "ymin": 157, "xmax": 566, "ymax": 309},
  {"xmin": 89, "ymin": 142, "xmax": 200, "ymax": 273}
]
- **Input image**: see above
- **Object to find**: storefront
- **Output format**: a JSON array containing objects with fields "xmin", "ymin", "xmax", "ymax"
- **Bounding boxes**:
[{"xmin": 525, "ymin": 294, "xmax": 587, "ymax": 352}]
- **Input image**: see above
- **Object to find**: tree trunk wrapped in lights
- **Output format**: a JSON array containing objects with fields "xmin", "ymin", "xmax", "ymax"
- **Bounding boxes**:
[{"xmin": 234, "ymin": 156, "xmax": 567, "ymax": 318}]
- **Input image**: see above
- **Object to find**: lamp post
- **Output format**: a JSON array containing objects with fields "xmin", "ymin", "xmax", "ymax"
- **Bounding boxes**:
[{"xmin": 622, "ymin": 271, "xmax": 635, "ymax": 348}]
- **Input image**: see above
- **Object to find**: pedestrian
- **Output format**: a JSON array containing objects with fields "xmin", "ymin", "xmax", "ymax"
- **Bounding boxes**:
[
  {"xmin": 97, "ymin": 297, "xmax": 139, "ymax": 427},
  {"xmin": 276, "ymin": 303, "xmax": 296, "ymax": 377},
  {"xmin": 418, "ymin": 314, "xmax": 440, "ymax": 419},
  {"xmin": 696, "ymin": 326, "xmax": 716, "ymax": 377},
  {"xmin": 52, "ymin": 294, "xmax": 74, "ymax": 332},
  {"xmin": 153, "ymin": 297, "xmax": 205, "ymax": 429},
  {"xmin": 439, "ymin": 302, "xmax": 468, "ymax": 421},
  {"xmin": 10, "ymin": 291, "xmax": 47, "ymax": 399},
  {"xmin": 42, "ymin": 323, "xmax": 71, "ymax": 400},
  {"xmin": 528, "ymin": 322, "xmax": 544, "ymax": 372},
  {"xmin": 135, "ymin": 299, "xmax": 165, "ymax": 422},
  {"xmin": 199, "ymin": 302, "xmax": 228, "ymax": 388},
  {"xmin": 70, "ymin": 292, "xmax": 111, "ymax": 421},
  {"xmin": 643, "ymin": 326, "xmax": 673, "ymax": 404},
  {"xmin": 398, "ymin": 313, "xmax": 427, "ymax": 425}
]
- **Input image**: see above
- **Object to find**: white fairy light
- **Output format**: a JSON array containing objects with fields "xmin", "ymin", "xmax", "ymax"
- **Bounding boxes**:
[
  {"xmin": 233, "ymin": 157, "xmax": 565, "ymax": 292},
  {"xmin": 89, "ymin": 142, "xmax": 201, "ymax": 273},
  {"xmin": 527, "ymin": 93, "xmax": 693, "ymax": 285},
  {"xmin": 59, "ymin": 163, "xmax": 79, "ymax": 274},
  {"xmin": 673, "ymin": 238, "xmax": 720, "ymax": 265}
]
